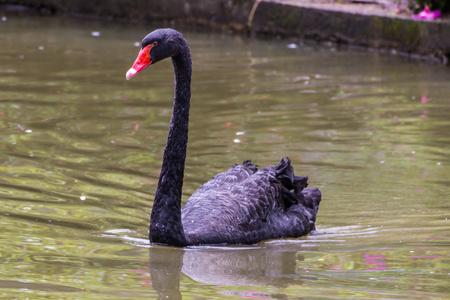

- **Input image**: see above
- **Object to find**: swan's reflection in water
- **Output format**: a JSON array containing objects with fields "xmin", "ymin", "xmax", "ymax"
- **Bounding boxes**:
[{"xmin": 148, "ymin": 245, "xmax": 317, "ymax": 299}]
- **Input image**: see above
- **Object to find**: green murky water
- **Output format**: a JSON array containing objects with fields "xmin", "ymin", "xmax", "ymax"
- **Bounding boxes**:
[{"xmin": 0, "ymin": 13, "xmax": 449, "ymax": 299}]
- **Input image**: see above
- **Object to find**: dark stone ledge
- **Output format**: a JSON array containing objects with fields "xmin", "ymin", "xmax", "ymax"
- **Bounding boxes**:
[{"xmin": 1, "ymin": 0, "xmax": 449, "ymax": 63}]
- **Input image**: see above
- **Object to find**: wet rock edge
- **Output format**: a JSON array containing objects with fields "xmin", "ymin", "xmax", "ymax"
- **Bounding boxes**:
[{"xmin": 1, "ymin": 0, "xmax": 449, "ymax": 63}]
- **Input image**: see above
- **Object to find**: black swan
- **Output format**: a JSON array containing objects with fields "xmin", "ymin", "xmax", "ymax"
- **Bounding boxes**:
[{"xmin": 126, "ymin": 28, "xmax": 321, "ymax": 247}]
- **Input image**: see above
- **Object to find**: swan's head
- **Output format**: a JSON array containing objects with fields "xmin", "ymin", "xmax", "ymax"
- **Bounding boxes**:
[{"xmin": 126, "ymin": 28, "xmax": 186, "ymax": 80}]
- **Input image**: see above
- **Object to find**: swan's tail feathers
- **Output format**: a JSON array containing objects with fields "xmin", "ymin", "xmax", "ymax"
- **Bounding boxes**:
[
  {"xmin": 275, "ymin": 157, "xmax": 308, "ymax": 188},
  {"xmin": 235, "ymin": 160, "xmax": 259, "ymax": 173},
  {"xmin": 275, "ymin": 157, "xmax": 294, "ymax": 189},
  {"xmin": 274, "ymin": 157, "xmax": 308, "ymax": 207}
]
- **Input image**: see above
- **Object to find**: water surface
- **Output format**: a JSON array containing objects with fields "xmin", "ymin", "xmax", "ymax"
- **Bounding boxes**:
[{"xmin": 0, "ymin": 13, "xmax": 449, "ymax": 299}]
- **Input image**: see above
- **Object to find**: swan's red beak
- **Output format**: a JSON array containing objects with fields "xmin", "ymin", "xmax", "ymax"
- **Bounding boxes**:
[{"xmin": 126, "ymin": 45, "xmax": 153, "ymax": 80}]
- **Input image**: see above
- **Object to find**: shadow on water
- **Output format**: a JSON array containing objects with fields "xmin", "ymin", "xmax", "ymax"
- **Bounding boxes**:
[
  {"xmin": 148, "ymin": 245, "xmax": 316, "ymax": 300},
  {"xmin": 146, "ymin": 235, "xmax": 450, "ymax": 299}
]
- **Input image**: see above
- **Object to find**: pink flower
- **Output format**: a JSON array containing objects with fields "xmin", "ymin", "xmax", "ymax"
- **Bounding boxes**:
[{"xmin": 411, "ymin": 5, "xmax": 441, "ymax": 20}]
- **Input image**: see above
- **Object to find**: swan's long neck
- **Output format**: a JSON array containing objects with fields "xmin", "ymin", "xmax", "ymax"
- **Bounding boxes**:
[{"xmin": 150, "ymin": 44, "xmax": 192, "ymax": 246}]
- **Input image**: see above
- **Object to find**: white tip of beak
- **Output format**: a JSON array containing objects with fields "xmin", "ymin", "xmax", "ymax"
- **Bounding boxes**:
[{"xmin": 126, "ymin": 68, "xmax": 137, "ymax": 80}]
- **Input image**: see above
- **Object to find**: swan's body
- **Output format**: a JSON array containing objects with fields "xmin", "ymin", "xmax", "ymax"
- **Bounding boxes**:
[{"xmin": 126, "ymin": 29, "xmax": 321, "ymax": 247}]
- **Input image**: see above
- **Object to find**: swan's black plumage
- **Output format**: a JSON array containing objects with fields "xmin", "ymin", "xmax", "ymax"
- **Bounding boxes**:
[{"xmin": 126, "ymin": 28, "xmax": 321, "ymax": 247}]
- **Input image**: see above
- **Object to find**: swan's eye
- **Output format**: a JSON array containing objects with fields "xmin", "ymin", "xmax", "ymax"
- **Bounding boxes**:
[{"xmin": 152, "ymin": 41, "xmax": 158, "ymax": 47}]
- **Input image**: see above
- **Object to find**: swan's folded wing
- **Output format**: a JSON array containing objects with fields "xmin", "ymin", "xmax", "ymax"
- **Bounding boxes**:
[
  {"xmin": 181, "ymin": 165, "xmax": 281, "ymax": 244},
  {"xmin": 188, "ymin": 161, "xmax": 258, "ymax": 196},
  {"xmin": 181, "ymin": 158, "xmax": 320, "ymax": 245}
]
